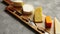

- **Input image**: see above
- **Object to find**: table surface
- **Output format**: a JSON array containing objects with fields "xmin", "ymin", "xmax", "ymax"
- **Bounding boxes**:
[{"xmin": 0, "ymin": 0, "xmax": 60, "ymax": 34}]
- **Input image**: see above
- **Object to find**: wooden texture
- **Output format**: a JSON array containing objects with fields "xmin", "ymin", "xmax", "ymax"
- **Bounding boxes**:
[
  {"xmin": 5, "ymin": 5, "xmax": 54, "ymax": 34},
  {"xmin": 6, "ymin": 5, "xmax": 43, "ymax": 34},
  {"xmin": 4, "ymin": 0, "xmax": 54, "ymax": 34},
  {"xmin": 3, "ymin": 0, "xmax": 13, "ymax": 5}
]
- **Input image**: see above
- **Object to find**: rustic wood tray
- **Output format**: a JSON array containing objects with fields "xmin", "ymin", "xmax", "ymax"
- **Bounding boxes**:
[
  {"xmin": 4, "ymin": 0, "xmax": 54, "ymax": 34},
  {"xmin": 5, "ymin": 5, "xmax": 45, "ymax": 34},
  {"xmin": 5, "ymin": 5, "xmax": 54, "ymax": 34},
  {"xmin": 3, "ymin": 0, "xmax": 13, "ymax": 5}
]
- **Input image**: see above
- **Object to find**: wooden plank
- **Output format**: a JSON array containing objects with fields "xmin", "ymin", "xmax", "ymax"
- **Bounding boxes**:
[
  {"xmin": 3, "ymin": 0, "xmax": 13, "ymax": 5},
  {"xmin": 5, "ymin": 5, "xmax": 54, "ymax": 34},
  {"xmin": 3, "ymin": 0, "xmax": 54, "ymax": 34},
  {"xmin": 6, "ymin": 6, "xmax": 44, "ymax": 34}
]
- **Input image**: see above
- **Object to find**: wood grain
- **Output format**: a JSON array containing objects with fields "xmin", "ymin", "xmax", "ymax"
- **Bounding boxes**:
[{"xmin": 4, "ymin": 0, "xmax": 54, "ymax": 34}]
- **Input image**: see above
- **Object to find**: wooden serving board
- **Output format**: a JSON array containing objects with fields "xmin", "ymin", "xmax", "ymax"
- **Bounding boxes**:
[
  {"xmin": 5, "ymin": 5, "xmax": 43, "ymax": 34},
  {"xmin": 3, "ymin": 0, "xmax": 13, "ymax": 5},
  {"xmin": 4, "ymin": 0, "xmax": 54, "ymax": 34},
  {"xmin": 5, "ymin": 5, "xmax": 54, "ymax": 34}
]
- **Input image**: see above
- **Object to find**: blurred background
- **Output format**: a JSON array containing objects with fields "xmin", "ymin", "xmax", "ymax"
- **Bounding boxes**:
[{"xmin": 0, "ymin": 0, "xmax": 60, "ymax": 34}]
